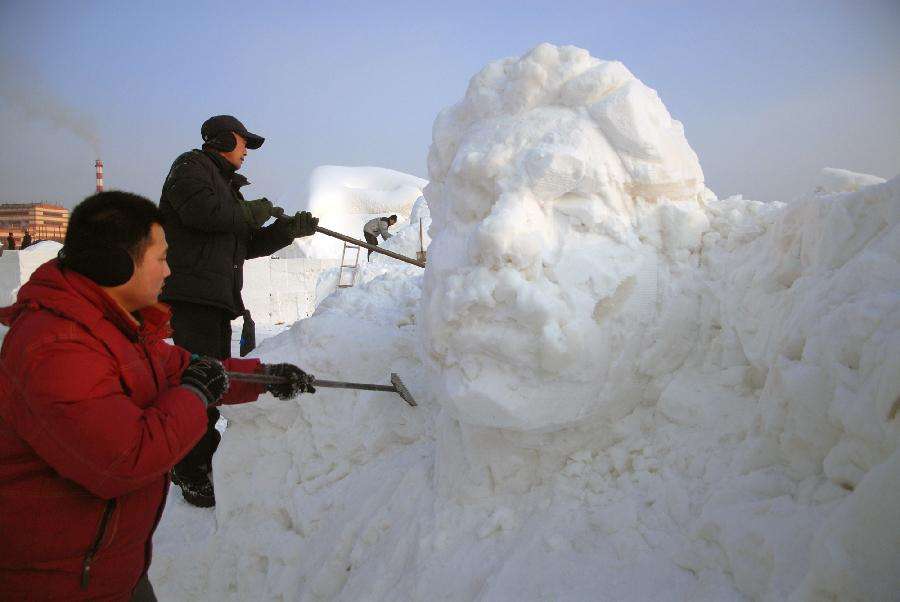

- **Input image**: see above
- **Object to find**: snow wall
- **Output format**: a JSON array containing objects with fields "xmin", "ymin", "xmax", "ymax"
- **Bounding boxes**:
[
  {"xmin": 241, "ymin": 256, "xmax": 339, "ymax": 324},
  {"xmin": 152, "ymin": 44, "xmax": 899, "ymax": 601},
  {"xmin": 0, "ymin": 240, "xmax": 337, "ymax": 328},
  {"xmin": 0, "ymin": 241, "xmax": 62, "ymax": 305}
]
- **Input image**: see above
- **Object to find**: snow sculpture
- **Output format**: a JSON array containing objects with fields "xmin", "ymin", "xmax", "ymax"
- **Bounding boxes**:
[
  {"xmin": 422, "ymin": 43, "xmax": 711, "ymax": 430},
  {"xmin": 149, "ymin": 42, "xmax": 900, "ymax": 600}
]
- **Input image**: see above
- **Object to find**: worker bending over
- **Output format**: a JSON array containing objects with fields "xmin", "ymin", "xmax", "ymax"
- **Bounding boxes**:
[{"xmin": 363, "ymin": 214, "xmax": 398, "ymax": 260}]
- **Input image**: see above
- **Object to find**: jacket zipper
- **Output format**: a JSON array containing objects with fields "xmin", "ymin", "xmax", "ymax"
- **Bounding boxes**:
[{"xmin": 80, "ymin": 499, "xmax": 117, "ymax": 589}]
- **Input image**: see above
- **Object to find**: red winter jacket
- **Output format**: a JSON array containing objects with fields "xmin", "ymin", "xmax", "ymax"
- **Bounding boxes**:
[{"xmin": 0, "ymin": 260, "xmax": 264, "ymax": 600}]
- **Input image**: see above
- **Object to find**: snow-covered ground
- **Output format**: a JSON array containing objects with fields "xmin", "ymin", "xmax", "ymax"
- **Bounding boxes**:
[
  {"xmin": 1, "ymin": 43, "xmax": 895, "ymax": 601},
  {"xmin": 148, "ymin": 45, "xmax": 898, "ymax": 601}
]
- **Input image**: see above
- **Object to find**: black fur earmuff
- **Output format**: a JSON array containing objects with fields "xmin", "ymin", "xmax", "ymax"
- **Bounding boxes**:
[
  {"xmin": 202, "ymin": 130, "xmax": 237, "ymax": 152},
  {"xmin": 58, "ymin": 244, "xmax": 134, "ymax": 287},
  {"xmin": 59, "ymin": 190, "xmax": 163, "ymax": 288}
]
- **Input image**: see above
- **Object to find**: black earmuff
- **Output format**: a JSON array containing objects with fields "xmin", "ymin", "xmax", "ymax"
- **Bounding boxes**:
[
  {"xmin": 204, "ymin": 131, "xmax": 237, "ymax": 152},
  {"xmin": 58, "ymin": 245, "xmax": 134, "ymax": 287}
]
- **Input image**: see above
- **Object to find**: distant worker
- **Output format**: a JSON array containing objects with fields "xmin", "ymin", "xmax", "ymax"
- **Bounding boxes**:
[
  {"xmin": 0, "ymin": 191, "xmax": 315, "ymax": 600},
  {"xmin": 5, "ymin": 233, "xmax": 14, "ymax": 250},
  {"xmin": 159, "ymin": 114, "xmax": 319, "ymax": 507},
  {"xmin": 21, "ymin": 230, "xmax": 32, "ymax": 249},
  {"xmin": 363, "ymin": 214, "xmax": 398, "ymax": 260}
]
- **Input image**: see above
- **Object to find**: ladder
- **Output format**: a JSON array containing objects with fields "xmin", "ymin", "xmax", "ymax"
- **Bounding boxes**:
[{"xmin": 337, "ymin": 241, "xmax": 361, "ymax": 288}]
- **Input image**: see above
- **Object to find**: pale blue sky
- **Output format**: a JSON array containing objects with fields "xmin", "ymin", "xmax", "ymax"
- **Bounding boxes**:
[{"xmin": 1, "ymin": 0, "xmax": 898, "ymax": 209}]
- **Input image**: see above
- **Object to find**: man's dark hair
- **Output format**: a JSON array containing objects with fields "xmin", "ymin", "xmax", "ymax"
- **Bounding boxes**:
[
  {"xmin": 66, "ymin": 191, "xmax": 162, "ymax": 261},
  {"xmin": 60, "ymin": 191, "xmax": 163, "ymax": 286},
  {"xmin": 388, "ymin": 214, "xmax": 397, "ymax": 223}
]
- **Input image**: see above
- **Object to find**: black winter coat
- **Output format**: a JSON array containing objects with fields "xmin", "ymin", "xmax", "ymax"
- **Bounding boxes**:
[{"xmin": 159, "ymin": 149, "xmax": 294, "ymax": 317}]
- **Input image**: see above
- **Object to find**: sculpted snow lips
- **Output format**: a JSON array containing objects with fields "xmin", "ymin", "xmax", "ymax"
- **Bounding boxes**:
[{"xmin": 421, "ymin": 43, "xmax": 711, "ymax": 430}]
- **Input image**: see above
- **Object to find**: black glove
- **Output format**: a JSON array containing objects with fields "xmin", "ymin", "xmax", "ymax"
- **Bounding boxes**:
[
  {"xmin": 283, "ymin": 211, "xmax": 319, "ymax": 238},
  {"xmin": 242, "ymin": 198, "xmax": 274, "ymax": 228},
  {"xmin": 263, "ymin": 363, "xmax": 315, "ymax": 400},
  {"xmin": 181, "ymin": 355, "xmax": 229, "ymax": 406}
]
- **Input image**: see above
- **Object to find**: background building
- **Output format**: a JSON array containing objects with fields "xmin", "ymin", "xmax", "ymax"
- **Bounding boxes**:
[{"xmin": 0, "ymin": 203, "xmax": 69, "ymax": 247}]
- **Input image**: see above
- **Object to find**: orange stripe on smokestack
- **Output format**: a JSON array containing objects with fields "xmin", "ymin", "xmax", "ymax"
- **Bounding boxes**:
[{"xmin": 95, "ymin": 159, "xmax": 104, "ymax": 193}]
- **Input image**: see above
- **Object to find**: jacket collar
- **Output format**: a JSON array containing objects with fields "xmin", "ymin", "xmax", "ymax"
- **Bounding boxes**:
[
  {"xmin": 0, "ymin": 260, "xmax": 172, "ymax": 343},
  {"xmin": 202, "ymin": 148, "xmax": 235, "ymax": 174},
  {"xmin": 200, "ymin": 148, "xmax": 250, "ymax": 189}
]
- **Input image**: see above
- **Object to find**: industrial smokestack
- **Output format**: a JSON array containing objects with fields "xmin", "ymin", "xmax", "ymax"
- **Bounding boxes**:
[{"xmin": 95, "ymin": 159, "xmax": 104, "ymax": 193}]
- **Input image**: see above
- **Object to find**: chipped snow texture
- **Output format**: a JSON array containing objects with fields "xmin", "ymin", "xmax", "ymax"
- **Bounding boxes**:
[
  {"xmin": 153, "ymin": 270, "xmax": 431, "ymax": 600},
  {"xmin": 693, "ymin": 176, "xmax": 900, "ymax": 601},
  {"xmin": 422, "ymin": 43, "xmax": 710, "ymax": 430},
  {"xmin": 706, "ymin": 178, "xmax": 900, "ymax": 490}
]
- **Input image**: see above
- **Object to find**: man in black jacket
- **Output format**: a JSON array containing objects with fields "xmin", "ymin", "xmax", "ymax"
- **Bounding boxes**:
[{"xmin": 159, "ymin": 114, "xmax": 318, "ymax": 507}]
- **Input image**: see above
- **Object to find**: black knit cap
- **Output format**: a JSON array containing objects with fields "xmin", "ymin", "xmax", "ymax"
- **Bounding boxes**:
[{"xmin": 201, "ymin": 115, "xmax": 265, "ymax": 149}]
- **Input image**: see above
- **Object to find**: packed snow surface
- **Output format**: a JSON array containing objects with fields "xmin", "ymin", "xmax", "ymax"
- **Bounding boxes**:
[
  {"xmin": 0, "ymin": 241, "xmax": 62, "ymax": 305},
  {"xmin": 241, "ymin": 256, "xmax": 338, "ymax": 324},
  {"xmin": 814, "ymin": 167, "xmax": 887, "ymax": 195},
  {"xmin": 153, "ymin": 45, "xmax": 899, "ymax": 601}
]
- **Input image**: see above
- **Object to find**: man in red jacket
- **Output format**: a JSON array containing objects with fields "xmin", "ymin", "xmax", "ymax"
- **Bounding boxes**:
[{"xmin": 0, "ymin": 192, "xmax": 313, "ymax": 601}]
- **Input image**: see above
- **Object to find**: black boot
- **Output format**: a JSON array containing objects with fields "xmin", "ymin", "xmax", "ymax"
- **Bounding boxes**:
[
  {"xmin": 171, "ymin": 468, "xmax": 215, "ymax": 508},
  {"xmin": 171, "ymin": 405, "xmax": 221, "ymax": 508}
]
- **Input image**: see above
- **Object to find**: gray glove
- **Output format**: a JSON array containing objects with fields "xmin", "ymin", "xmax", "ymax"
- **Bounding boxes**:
[{"xmin": 242, "ymin": 198, "xmax": 274, "ymax": 228}]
